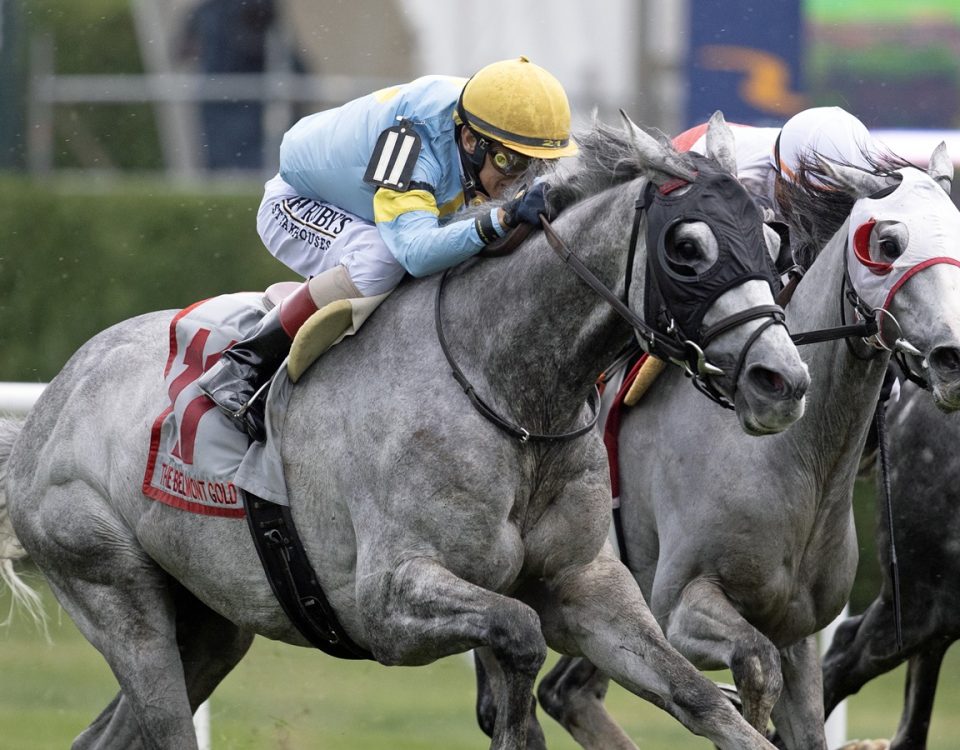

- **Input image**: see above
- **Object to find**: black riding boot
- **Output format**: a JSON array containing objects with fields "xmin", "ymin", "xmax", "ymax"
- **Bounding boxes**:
[{"xmin": 197, "ymin": 307, "xmax": 292, "ymax": 442}]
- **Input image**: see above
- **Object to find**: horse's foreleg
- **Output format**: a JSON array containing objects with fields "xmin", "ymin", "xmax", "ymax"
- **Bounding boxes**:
[
  {"xmin": 889, "ymin": 642, "xmax": 948, "ymax": 749},
  {"xmin": 768, "ymin": 636, "xmax": 828, "ymax": 750},
  {"xmin": 532, "ymin": 550, "xmax": 776, "ymax": 750},
  {"xmin": 536, "ymin": 655, "xmax": 639, "ymax": 750},
  {"xmin": 475, "ymin": 647, "xmax": 548, "ymax": 750},
  {"xmin": 356, "ymin": 556, "xmax": 546, "ymax": 750},
  {"xmin": 662, "ymin": 577, "xmax": 784, "ymax": 738}
]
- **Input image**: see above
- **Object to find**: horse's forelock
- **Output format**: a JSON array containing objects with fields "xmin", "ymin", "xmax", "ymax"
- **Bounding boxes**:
[
  {"xmin": 548, "ymin": 120, "xmax": 670, "ymax": 213},
  {"xmin": 782, "ymin": 149, "xmax": 919, "ymax": 269}
]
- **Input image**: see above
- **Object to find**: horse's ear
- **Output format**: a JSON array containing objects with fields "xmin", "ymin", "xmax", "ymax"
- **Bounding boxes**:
[
  {"xmin": 641, "ymin": 124, "xmax": 674, "ymax": 150},
  {"xmin": 619, "ymin": 109, "xmax": 697, "ymax": 184},
  {"xmin": 816, "ymin": 156, "xmax": 891, "ymax": 198},
  {"xmin": 704, "ymin": 111, "xmax": 737, "ymax": 176},
  {"xmin": 928, "ymin": 141, "xmax": 954, "ymax": 195}
]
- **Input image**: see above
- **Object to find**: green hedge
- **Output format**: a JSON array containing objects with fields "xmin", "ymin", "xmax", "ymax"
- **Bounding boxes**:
[{"xmin": 0, "ymin": 176, "xmax": 295, "ymax": 381}]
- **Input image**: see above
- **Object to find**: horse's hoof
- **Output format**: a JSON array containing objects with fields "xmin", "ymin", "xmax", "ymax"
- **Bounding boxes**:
[{"xmin": 838, "ymin": 740, "xmax": 890, "ymax": 750}]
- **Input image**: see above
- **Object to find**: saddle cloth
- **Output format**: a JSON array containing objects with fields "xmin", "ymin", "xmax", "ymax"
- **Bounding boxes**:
[{"xmin": 141, "ymin": 293, "xmax": 292, "ymax": 517}]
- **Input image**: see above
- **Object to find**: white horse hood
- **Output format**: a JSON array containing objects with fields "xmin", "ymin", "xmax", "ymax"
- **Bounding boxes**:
[{"xmin": 846, "ymin": 167, "xmax": 960, "ymax": 312}]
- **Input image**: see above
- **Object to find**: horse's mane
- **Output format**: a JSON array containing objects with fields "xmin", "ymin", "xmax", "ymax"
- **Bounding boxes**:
[
  {"xmin": 547, "ymin": 120, "xmax": 660, "ymax": 212},
  {"xmin": 779, "ymin": 149, "xmax": 918, "ymax": 269}
]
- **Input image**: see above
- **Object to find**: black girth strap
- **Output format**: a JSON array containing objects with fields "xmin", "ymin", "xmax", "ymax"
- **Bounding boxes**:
[{"xmin": 243, "ymin": 490, "xmax": 373, "ymax": 660}]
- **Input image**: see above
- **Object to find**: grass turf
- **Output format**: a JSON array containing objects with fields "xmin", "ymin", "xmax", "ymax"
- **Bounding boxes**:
[{"xmin": 2, "ymin": 565, "xmax": 959, "ymax": 749}]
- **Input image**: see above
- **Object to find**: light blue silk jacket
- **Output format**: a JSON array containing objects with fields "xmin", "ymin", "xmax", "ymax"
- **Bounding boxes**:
[{"xmin": 279, "ymin": 75, "xmax": 493, "ymax": 277}]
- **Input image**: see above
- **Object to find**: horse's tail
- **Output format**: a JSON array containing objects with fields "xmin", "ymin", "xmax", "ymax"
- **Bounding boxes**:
[{"xmin": 0, "ymin": 417, "xmax": 47, "ymax": 633}]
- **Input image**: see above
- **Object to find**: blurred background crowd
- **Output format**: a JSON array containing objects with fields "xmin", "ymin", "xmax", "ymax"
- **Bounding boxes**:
[{"xmin": 1, "ymin": 0, "xmax": 959, "ymax": 179}]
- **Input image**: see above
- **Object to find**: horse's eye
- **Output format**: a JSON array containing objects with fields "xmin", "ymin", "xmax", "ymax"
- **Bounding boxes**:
[
  {"xmin": 879, "ymin": 238, "xmax": 900, "ymax": 258},
  {"xmin": 874, "ymin": 222, "xmax": 908, "ymax": 261},
  {"xmin": 663, "ymin": 222, "xmax": 718, "ymax": 278},
  {"xmin": 674, "ymin": 240, "xmax": 699, "ymax": 262}
]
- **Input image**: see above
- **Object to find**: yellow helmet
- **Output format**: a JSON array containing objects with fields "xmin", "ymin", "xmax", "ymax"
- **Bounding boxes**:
[{"xmin": 458, "ymin": 56, "xmax": 578, "ymax": 160}]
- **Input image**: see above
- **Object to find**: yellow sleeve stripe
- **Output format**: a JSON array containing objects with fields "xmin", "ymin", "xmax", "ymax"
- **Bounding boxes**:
[
  {"xmin": 373, "ymin": 85, "xmax": 401, "ymax": 103},
  {"xmin": 437, "ymin": 193, "xmax": 464, "ymax": 218},
  {"xmin": 373, "ymin": 188, "xmax": 439, "ymax": 223}
]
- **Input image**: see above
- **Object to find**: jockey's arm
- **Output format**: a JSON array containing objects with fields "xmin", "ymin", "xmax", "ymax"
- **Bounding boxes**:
[{"xmin": 374, "ymin": 188, "xmax": 503, "ymax": 277}]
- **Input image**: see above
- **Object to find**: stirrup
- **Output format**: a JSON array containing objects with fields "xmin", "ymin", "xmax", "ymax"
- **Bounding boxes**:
[{"xmin": 228, "ymin": 377, "xmax": 273, "ymax": 420}]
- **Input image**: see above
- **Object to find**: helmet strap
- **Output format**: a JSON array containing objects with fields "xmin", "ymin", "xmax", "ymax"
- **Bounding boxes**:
[{"xmin": 456, "ymin": 122, "xmax": 489, "ymax": 199}]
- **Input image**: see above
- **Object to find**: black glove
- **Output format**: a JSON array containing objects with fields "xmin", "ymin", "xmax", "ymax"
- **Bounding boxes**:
[{"xmin": 502, "ymin": 182, "xmax": 551, "ymax": 228}]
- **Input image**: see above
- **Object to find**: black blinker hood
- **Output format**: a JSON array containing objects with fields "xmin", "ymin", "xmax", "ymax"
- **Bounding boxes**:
[{"xmin": 643, "ymin": 152, "xmax": 779, "ymax": 341}]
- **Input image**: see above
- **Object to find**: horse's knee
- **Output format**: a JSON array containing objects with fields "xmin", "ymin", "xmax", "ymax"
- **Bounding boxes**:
[
  {"xmin": 826, "ymin": 613, "xmax": 864, "ymax": 657},
  {"xmin": 488, "ymin": 599, "xmax": 547, "ymax": 677},
  {"xmin": 732, "ymin": 641, "xmax": 782, "ymax": 687},
  {"xmin": 357, "ymin": 558, "xmax": 545, "ymax": 671}
]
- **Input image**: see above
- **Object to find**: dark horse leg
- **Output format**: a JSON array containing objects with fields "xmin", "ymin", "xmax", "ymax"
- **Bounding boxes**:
[
  {"xmin": 474, "ymin": 648, "xmax": 548, "ymax": 750},
  {"xmin": 821, "ymin": 601, "xmax": 916, "ymax": 721},
  {"xmin": 74, "ymin": 583, "xmax": 255, "ymax": 749},
  {"xmin": 888, "ymin": 641, "xmax": 950, "ymax": 750},
  {"xmin": 536, "ymin": 655, "xmax": 638, "ymax": 750}
]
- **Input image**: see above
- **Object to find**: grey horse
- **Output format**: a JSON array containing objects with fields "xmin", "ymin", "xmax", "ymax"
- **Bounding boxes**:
[
  {"xmin": 0, "ymin": 114, "xmax": 809, "ymax": 750},
  {"xmin": 513, "ymin": 146, "xmax": 960, "ymax": 750},
  {"xmin": 820, "ymin": 376, "xmax": 960, "ymax": 750}
]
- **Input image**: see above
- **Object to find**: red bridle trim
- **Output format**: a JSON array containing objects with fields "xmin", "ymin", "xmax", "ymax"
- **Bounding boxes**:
[
  {"xmin": 882, "ymin": 257, "xmax": 960, "ymax": 310},
  {"xmin": 852, "ymin": 219, "xmax": 892, "ymax": 275}
]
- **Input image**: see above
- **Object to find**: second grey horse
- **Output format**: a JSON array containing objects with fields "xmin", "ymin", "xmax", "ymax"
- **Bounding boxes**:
[
  {"xmin": 518, "ymin": 146, "xmax": 960, "ymax": 750},
  {"xmin": 0, "ymin": 115, "xmax": 808, "ymax": 749}
]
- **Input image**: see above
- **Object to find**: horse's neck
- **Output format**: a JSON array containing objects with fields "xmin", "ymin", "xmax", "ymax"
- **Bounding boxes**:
[
  {"xmin": 784, "ymin": 225, "xmax": 889, "ymax": 478},
  {"xmin": 448, "ymin": 186, "xmax": 638, "ymax": 426}
]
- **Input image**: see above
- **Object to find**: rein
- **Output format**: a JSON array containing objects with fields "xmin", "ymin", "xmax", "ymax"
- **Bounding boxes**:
[
  {"xmin": 874, "ymin": 375, "xmax": 904, "ymax": 653},
  {"xmin": 435, "ymin": 267, "xmax": 601, "ymax": 444},
  {"xmin": 777, "ymin": 251, "xmax": 881, "ymax": 348}
]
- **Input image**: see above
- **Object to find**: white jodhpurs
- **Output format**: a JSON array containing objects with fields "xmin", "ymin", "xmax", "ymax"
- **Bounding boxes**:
[{"xmin": 257, "ymin": 174, "xmax": 406, "ymax": 297}]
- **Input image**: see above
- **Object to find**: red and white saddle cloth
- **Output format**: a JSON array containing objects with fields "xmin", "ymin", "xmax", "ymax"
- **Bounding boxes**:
[{"xmin": 141, "ymin": 293, "xmax": 291, "ymax": 517}]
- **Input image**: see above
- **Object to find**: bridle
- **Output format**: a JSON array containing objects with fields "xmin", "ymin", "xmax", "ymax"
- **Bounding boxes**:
[
  {"xmin": 435, "ymin": 172, "xmax": 791, "ymax": 443},
  {"xmin": 540, "ymin": 210, "xmax": 784, "ymax": 410}
]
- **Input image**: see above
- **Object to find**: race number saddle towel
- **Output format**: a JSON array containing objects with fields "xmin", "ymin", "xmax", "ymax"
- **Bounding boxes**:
[
  {"xmin": 141, "ymin": 285, "xmax": 389, "ymax": 516},
  {"xmin": 141, "ymin": 292, "xmax": 291, "ymax": 516}
]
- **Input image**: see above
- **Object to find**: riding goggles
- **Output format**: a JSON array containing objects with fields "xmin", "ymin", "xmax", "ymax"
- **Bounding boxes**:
[{"xmin": 488, "ymin": 142, "xmax": 533, "ymax": 176}]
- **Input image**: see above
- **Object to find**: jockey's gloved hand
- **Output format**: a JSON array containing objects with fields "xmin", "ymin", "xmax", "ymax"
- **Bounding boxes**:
[{"xmin": 502, "ymin": 182, "xmax": 552, "ymax": 228}]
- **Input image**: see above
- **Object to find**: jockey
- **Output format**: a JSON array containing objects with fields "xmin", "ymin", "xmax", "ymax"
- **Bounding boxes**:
[
  {"xmin": 673, "ymin": 106, "xmax": 879, "ymax": 264},
  {"xmin": 198, "ymin": 56, "xmax": 579, "ymax": 441}
]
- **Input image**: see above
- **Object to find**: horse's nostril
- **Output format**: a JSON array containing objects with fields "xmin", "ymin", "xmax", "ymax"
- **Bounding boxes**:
[
  {"xmin": 746, "ymin": 365, "xmax": 809, "ymax": 400},
  {"xmin": 929, "ymin": 346, "xmax": 960, "ymax": 375},
  {"xmin": 749, "ymin": 366, "xmax": 787, "ymax": 397}
]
